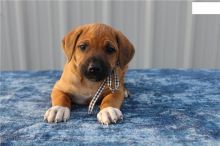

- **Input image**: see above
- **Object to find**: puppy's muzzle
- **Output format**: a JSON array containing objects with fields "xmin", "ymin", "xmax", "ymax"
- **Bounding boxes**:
[
  {"xmin": 81, "ymin": 57, "xmax": 110, "ymax": 82},
  {"xmin": 88, "ymin": 63, "xmax": 101, "ymax": 74}
]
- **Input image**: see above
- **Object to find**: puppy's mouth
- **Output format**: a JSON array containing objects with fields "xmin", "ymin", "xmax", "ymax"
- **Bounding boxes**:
[{"xmin": 80, "ymin": 57, "xmax": 111, "ymax": 82}]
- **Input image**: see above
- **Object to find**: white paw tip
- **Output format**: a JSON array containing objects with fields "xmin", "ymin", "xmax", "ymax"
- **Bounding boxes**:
[
  {"xmin": 44, "ymin": 106, "xmax": 70, "ymax": 123},
  {"xmin": 97, "ymin": 107, "xmax": 123, "ymax": 125}
]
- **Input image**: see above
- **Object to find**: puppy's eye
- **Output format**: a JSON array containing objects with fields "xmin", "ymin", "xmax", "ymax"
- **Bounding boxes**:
[
  {"xmin": 106, "ymin": 47, "xmax": 116, "ymax": 54},
  {"xmin": 78, "ymin": 44, "xmax": 88, "ymax": 52}
]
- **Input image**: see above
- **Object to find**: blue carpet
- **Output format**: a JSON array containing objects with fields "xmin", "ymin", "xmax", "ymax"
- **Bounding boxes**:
[{"xmin": 0, "ymin": 69, "xmax": 220, "ymax": 145}]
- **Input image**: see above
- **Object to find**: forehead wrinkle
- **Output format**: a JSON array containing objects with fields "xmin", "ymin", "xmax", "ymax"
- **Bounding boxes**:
[
  {"xmin": 86, "ymin": 24, "xmax": 115, "ymax": 38},
  {"xmin": 79, "ymin": 24, "xmax": 117, "ymax": 50}
]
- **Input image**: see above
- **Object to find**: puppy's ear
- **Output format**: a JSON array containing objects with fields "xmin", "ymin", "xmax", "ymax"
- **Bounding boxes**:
[
  {"xmin": 62, "ymin": 26, "xmax": 83, "ymax": 62},
  {"xmin": 116, "ymin": 31, "xmax": 135, "ymax": 69}
]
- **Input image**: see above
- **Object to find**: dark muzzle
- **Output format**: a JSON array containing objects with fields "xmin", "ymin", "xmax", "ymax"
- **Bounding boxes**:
[{"xmin": 81, "ymin": 57, "xmax": 110, "ymax": 82}]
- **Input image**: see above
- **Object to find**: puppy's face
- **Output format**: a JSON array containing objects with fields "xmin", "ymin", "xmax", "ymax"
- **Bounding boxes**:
[
  {"xmin": 75, "ymin": 27, "xmax": 118, "ymax": 82},
  {"xmin": 62, "ymin": 24, "xmax": 135, "ymax": 82}
]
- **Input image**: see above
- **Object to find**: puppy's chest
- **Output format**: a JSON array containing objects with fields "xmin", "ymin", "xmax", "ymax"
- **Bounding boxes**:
[
  {"xmin": 71, "ymin": 91, "xmax": 93, "ymax": 105},
  {"xmin": 70, "ymin": 84, "xmax": 98, "ymax": 105}
]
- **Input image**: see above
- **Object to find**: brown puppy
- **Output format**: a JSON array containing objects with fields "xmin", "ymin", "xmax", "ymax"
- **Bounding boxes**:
[{"xmin": 44, "ymin": 23, "xmax": 135, "ymax": 125}]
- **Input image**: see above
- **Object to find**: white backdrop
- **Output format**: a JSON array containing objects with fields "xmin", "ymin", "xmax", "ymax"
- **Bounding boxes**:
[{"xmin": 1, "ymin": 0, "xmax": 220, "ymax": 71}]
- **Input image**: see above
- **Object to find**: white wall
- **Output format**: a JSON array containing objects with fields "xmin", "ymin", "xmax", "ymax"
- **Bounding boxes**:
[{"xmin": 1, "ymin": 0, "xmax": 220, "ymax": 71}]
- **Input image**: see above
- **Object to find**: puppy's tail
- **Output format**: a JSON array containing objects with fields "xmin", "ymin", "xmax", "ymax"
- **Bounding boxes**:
[{"xmin": 124, "ymin": 88, "xmax": 130, "ymax": 98}]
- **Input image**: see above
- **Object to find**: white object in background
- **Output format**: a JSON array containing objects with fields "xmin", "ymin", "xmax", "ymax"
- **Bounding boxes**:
[{"xmin": 192, "ymin": 2, "xmax": 220, "ymax": 14}]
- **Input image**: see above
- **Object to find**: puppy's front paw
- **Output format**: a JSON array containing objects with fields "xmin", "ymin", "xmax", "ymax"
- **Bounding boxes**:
[
  {"xmin": 97, "ymin": 107, "xmax": 123, "ymax": 125},
  {"xmin": 44, "ymin": 106, "xmax": 70, "ymax": 123}
]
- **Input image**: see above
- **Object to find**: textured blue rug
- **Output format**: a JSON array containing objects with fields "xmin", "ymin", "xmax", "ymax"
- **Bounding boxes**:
[{"xmin": 0, "ymin": 69, "xmax": 220, "ymax": 145}]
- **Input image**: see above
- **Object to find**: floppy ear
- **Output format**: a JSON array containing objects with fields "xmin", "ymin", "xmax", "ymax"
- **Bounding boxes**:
[
  {"xmin": 116, "ymin": 31, "xmax": 135, "ymax": 69},
  {"xmin": 62, "ymin": 26, "xmax": 83, "ymax": 62}
]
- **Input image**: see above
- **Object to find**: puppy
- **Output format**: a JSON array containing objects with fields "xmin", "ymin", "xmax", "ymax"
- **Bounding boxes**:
[{"xmin": 44, "ymin": 23, "xmax": 135, "ymax": 125}]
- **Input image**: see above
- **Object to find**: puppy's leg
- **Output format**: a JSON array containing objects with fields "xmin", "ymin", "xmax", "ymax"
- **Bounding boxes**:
[
  {"xmin": 44, "ymin": 89, "xmax": 71, "ymax": 123},
  {"xmin": 97, "ymin": 89, "xmax": 124, "ymax": 125}
]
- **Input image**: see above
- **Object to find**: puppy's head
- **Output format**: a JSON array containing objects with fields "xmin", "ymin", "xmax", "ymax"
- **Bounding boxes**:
[{"xmin": 62, "ymin": 23, "xmax": 135, "ymax": 82}]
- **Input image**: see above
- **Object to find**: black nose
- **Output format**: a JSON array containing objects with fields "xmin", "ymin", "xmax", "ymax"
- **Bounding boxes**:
[
  {"xmin": 88, "ymin": 64, "xmax": 101, "ymax": 73},
  {"xmin": 81, "ymin": 57, "xmax": 110, "ymax": 82}
]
